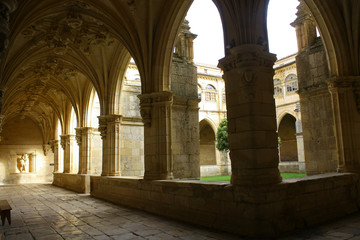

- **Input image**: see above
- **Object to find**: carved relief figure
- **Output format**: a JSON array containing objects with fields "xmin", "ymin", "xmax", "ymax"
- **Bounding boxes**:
[{"xmin": 17, "ymin": 154, "xmax": 28, "ymax": 172}]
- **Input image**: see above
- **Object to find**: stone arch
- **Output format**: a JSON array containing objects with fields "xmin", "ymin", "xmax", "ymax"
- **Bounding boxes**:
[
  {"xmin": 278, "ymin": 113, "xmax": 298, "ymax": 162},
  {"xmin": 199, "ymin": 118, "xmax": 217, "ymax": 166},
  {"xmin": 87, "ymin": 89, "xmax": 101, "ymax": 128},
  {"xmin": 285, "ymin": 74, "xmax": 297, "ymax": 81},
  {"xmin": 303, "ymin": 1, "xmax": 360, "ymax": 76},
  {"xmin": 277, "ymin": 110, "xmax": 299, "ymax": 129}
]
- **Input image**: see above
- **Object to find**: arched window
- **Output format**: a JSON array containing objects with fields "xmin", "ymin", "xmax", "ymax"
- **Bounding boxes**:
[
  {"xmin": 285, "ymin": 74, "xmax": 298, "ymax": 93},
  {"xmin": 205, "ymin": 84, "xmax": 216, "ymax": 102}
]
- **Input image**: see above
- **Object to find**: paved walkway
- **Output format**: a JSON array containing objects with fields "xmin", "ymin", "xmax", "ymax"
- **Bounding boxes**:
[{"xmin": 0, "ymin": 184, "xmax": 360, "ymax": 240}]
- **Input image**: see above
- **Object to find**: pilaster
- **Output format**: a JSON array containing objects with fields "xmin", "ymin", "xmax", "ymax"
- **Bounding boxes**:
[
  {"xmin": 98, "ymin": 115, "xmax": 121, "ymax": 176},
  {"xmin": 328, "ymin": 77, "xmax": 360, "ymax": 173},
  {"xmin": 60, "ymin": 134, "xmax": 76, "ymax": 173},
  {"xmin": 50, "ymin": 140, "xmax": 60, "ymax": 172},
  {"xmin": 218, "ymin": 44, "xmax": 281, "ymax": 186},
  {"xmin": 76, "ymin": 127, "xmax": 94, "ymax": 174},
  {"xmin": 138, "ymin": 91, "xmax": 174, "ymax": 180}
]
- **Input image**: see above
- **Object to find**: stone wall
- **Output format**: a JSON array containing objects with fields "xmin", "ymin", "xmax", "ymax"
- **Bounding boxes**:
[
  {"xmin": 0, "ymin": 117, "xmax": 53, "ymax": 184},
  {"xmin": 296, "ymin": 37, "xmax": 337, "ymax": 175},
  {"xmin": 91, "ymin": 173, "xmax": 360, "ymax": 238},
  {"xmin": 91, "ymin": 131, "xmax": 103, "ymax": 175},
  {"xmin": 120, "ymin": 82, "xmax": 145, "ymax": 177},
  {"xmin": 170, "ymin": 59, "xmax": 200, "ymax": 179},
  {"xmin": 120, "ymin": 119, "xmax": 144, "ymax": 176}
]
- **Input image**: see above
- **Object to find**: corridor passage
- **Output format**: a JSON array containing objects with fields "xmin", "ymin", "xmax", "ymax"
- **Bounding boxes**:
[{"xmin": 1, "ymin": 184, "xmax": 360, "ymax": 240}]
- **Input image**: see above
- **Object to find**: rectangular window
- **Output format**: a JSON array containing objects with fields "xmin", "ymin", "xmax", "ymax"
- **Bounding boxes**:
[
  {"xmin": 205, "ymin": 92, "xmax": 216, "ymax": 102},
  {"xmin": 274, "ymin": 86, "xmax": 283, "ymax": 96},
  {"xmin": 286, "ymin": 81, "xmax": 298, "ymax": 93}
]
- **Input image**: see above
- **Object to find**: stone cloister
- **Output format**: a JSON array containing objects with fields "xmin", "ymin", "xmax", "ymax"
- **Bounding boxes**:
[{"xmin": 0, "ymin": 0, "xmax": 360, "ymax": 237}]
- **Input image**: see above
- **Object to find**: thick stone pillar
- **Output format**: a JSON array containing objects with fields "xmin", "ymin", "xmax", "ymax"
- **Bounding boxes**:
[
  {"xmin": 138, "ymin": 91, "xmax": 174, "ymax": 180},
  {"xmin": 76, "ymin": 127, "xmax": 94, "ymax": 174},
  {"xmin": 218, "ymin": 45, "xmax": 281, "ymax": 186},
  {"xmin": 98, "ymin": 115, "xmax": 121, "ymax": 176},
  {"xmin": 60, "ymin": 134, "xmax": 76, "ymax": 173},
  {"xmin": 50, "ymin": 140, "xmax": 60, "ymax": 172},
  {"xmin": 328, "ymin": 77, "xmax": 360, "ymax": 173}
]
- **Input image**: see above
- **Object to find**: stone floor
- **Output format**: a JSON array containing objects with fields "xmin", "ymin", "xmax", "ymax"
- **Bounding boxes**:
[{"xmin": 0, "ymin": 184, "xmax": 360, "ymax": 240}]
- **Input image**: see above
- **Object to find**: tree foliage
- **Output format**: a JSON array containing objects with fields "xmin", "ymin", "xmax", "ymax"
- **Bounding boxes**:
[{"xmin": 216, "ymin": 118, "xmax": 228, "ymax": 151}]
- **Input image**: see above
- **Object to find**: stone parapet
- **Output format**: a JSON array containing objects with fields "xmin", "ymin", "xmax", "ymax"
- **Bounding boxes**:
[
  {"xmin": 90, "ymin": 173, "xmax": 360, "ymax": 238},
  {"xmin": 53, "ymin": 172, "xmax": 91, "ymax": 193}
]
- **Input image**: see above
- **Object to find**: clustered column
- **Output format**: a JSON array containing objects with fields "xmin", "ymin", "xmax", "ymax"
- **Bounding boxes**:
[
  {"xmin": 138, "ymin": 91, "xmax": 173, "ymax": 180},
  {"xmin": 98, "ymin": 115, "xmax": 121, "ymax": 176},
  {"xmin": 218, "ymin": 45, "xmax": 281, "ymax": 186},
  {"xmin": 76, "ymin": 127, "xmax": 94, "ymax": 174},
  {"xmin": 328, "ymin": 77, "xmax": 360, "ymax": 172},
  {"xmin": 50, "ymin": 139, "xmax": 60, "ymax": 172},
  {"xmin": 60, "ymin": 134, "xmax": 76, "ymax": 173}
]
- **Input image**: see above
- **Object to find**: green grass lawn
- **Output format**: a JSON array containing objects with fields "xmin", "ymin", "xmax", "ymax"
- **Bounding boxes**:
[{"xmin": 200, "ymin": 173, "xmax": 306, "ymax": 181}]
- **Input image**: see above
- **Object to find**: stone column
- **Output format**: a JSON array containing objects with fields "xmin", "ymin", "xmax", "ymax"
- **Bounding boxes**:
[
  {"xmin": 60, "ymin": 134, "xmax": 76, "ymax": 173},
  {"xmin": 295, "ymin": 119, "xmax": 305, "ymax": 172},
  {"xmin": 218, "ymin": 45, "xmax": 281, "ymax": 186},
  {"xmin": 98, "ymin": 115, "xmax": 121, "ymax": 176},
  {"xmin": 76, "ymin": 127, "xmax": 94, "ymax": 174},
  {"xmin": 328, "ymin": 77, "xmax": 360, "ymax": 173},
  {"xmin": 138, "ymin": 91, "xmax": 174, "ymax": 180},
  {"xmin": 50, "ymin": 140, "xmax": 60, "ymax": 172}
]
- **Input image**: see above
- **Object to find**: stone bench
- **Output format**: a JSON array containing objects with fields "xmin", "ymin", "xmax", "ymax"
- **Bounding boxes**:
[{"xmin": 0, "ymin": 200, "xmax": 12, "ymax": 226}]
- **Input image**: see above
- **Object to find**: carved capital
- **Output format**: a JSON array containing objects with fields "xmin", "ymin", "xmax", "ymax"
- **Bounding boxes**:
[
  {"xmin": 60, "ymin": 135, "xmax": 66, "ymax": 149},
  {"xmin": 138, "ymin": 91, "xmax": 173, "ymax": 127},
  {"xmin": 218, "ymin": 44, "xmax": 276, "ymax": 73},
  {"xmin": 43, "ymin": 144, "xmax": 51, "ymax": 156},
  {"xmin": 98, "ymin": 115, "xmax": 122, "ymax": 139},
  {"xmin": 75, "ymin": 127, "xmax": 83, "ymax": 145},
  {"xmin": 50, "ymin": 139, "xmax": 60, "ymax": 153}
]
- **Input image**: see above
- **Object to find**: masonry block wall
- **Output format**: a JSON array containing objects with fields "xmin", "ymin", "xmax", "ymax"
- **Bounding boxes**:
[
  {"xmin": 296, "ymin": 38, "xmax": 337, "ymax": 175},
  {"xmin": 171, "ymin": 59, "xmax": 200, "ymax": 179},
  {"xmin": 0, "ymin": 117, "xmax": 53, "ymax": 184},
  {"xmin": 120, "ymin": 84, "xmax": 145, "ymax": 177}
]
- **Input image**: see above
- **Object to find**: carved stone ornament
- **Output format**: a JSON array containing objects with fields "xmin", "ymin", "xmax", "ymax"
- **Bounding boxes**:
[
  {"xmin": 218, "ymin": 44, "xmax": 276, "ymax": 73},
  {"xmin": 43, "ymin": 144, "xmax": 51, "ymax": 156},
  {"xmin": 60, "ymin": 136, "xmax": 66, "ymax": 149},
  {"xmin": 22, "ymin": 8, "xmax": 114, "ymax": 55},
  {"xmin": 16, "ymin": 154, "xmax": 28, "ymax": 172},
  {"xmin": 75, "ymin": 128, "xmax": 82, "ymax": 145},
  {"xmin": 242, "ymin": 70, "xmax": 256, "ymax": 84},
  {"xmin": 98, "ymin": 115, "xmax": 122, "ymax": 139},
  {"xmin": 138, "ymin": 92, "xmax": 173, "ymax": 128}
]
